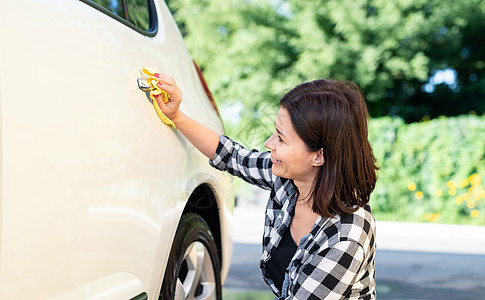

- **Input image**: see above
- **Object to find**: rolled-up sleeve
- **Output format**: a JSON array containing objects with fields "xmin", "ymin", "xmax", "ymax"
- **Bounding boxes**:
[{"xmin": 209, "ymin": 135, "xmax": 274, "ymax": 190}]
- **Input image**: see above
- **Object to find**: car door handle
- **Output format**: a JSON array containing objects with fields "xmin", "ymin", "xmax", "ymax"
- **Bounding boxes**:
[
  {"xmin": 137, "ymin": 68, "xmax": 176, "ymax": 128},
  {"xmin": 137, "ymin": 78, "xmax": 151, "ymax": 93}
]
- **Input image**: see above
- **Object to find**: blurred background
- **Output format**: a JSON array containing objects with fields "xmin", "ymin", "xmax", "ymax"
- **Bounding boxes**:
[
  {"xmin": 163, "ymin": 0, "xmax": 485, "ymax": 298},
  {"xmin": 166, "ymin": 0, "xmax": 485, "ymax": 226}
]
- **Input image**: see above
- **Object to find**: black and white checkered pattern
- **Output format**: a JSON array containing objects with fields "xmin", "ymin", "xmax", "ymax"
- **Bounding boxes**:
[{"xmin": 210, "ymin": 135, "xmax": 376, "ymax": 299}]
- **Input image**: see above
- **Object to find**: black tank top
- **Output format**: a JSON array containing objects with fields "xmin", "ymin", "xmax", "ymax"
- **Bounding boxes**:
[{"xmin": 266, "ymin": 228, "xmax": 298, "ymax": 291}]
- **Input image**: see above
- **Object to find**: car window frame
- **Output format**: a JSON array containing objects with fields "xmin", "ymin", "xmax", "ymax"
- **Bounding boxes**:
[{"xmin": 79, "ymin": 0, "xmax": 158, "ymax": 37}]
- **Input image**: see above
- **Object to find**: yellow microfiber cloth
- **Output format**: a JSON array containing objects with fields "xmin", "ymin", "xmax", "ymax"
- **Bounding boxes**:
[{"xmin": 139, "ymin": 68, "xmax": 176, "ymax": 128}]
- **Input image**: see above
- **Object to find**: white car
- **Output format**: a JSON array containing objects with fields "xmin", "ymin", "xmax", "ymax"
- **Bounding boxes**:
[{"xmin": 0, "ymin": 0, "xmax": 234, "ymax": 299}]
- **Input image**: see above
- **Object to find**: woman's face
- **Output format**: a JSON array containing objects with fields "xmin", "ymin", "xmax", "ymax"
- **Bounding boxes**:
[{"xmin": 264, "ymin": 107, "xmax": 323, "ymax": 184}]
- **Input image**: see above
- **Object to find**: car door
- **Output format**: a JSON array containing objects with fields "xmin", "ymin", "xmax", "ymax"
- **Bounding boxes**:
[{"xmin": 0, "ymin": 0, "xmax": 188, "ymax": 298}]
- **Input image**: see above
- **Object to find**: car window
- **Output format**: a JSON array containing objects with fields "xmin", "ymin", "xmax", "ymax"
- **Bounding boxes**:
[
  {"xmin": 83, "ymin": 0, "xmax": 156, "ymax": 35},
  {"xmin": 127, "ymin": 0, "xmax": 151, "ymax": 32},
  {"xmin": 91, "ymin": 0, "xmax": 126, "ymax": 18}
]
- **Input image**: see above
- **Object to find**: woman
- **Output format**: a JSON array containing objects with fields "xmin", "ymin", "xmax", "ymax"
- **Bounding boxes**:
[{"xmin": 156, "ymin": 75, "xmax": 379, "ymax": 299}]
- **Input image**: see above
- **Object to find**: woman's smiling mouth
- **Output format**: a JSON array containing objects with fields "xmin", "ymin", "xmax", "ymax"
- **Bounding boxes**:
[{"xmin": 271, "ymin": 156, "xmax": 282, "ymax": 164}]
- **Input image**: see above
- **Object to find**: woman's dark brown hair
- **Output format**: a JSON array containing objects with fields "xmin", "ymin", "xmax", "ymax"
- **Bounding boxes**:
[{"xmin": 280, "ymin": 79, "xmax": 379, "ymax": 217}]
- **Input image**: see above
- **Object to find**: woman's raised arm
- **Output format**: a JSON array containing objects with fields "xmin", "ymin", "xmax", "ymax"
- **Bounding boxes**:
[{"xmin": 155, "ymin": 74, "xmax": 220, "ymax": 159}]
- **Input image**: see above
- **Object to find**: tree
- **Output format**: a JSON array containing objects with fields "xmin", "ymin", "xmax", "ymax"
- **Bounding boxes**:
[
  {"xmin": 284, "ymin": 0, "xmax": 485, "ymax": 121},
  {"xmin": 166, "ymin": 0, "xmax": 485, "ymax": 146},
  {"xmin": 166, "ymin": 0, "xmax": 296, "ymax": 147}
]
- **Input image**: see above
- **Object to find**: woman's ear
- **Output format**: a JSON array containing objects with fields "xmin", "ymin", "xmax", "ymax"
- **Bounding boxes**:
[{"xmin": 312, "ymin": 148, "xmax": 325, "ymax": 167}]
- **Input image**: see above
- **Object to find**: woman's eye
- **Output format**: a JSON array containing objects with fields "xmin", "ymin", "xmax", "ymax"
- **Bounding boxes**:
[{"xmin": 277, "ymin": 135, "xmax": 284, "ymax": 142}]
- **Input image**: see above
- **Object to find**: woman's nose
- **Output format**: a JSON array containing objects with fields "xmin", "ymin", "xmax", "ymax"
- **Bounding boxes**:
[{"xmin": 264, "ymin": 134, "xmax": 274, "ymax": 150}]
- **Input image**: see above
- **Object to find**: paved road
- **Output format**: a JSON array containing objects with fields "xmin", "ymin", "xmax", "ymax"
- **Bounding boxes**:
[{"xmin": 225, "ymin": 243, "xmax": 485, "ymax": 299}]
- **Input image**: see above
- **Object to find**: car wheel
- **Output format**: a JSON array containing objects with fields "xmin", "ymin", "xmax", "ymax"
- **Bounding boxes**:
[{"xmin": 160, "ymin": 213, "xmax": 221, "ymax": 300}]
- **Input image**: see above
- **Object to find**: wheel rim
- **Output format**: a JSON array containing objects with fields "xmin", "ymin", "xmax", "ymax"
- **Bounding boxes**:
[{"xmin": 174, "ymin": 241, "xmax": 216, "ymax": 300}]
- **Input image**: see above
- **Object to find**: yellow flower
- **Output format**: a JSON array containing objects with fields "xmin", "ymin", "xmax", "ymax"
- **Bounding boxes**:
[
  {"xmin": 414, "ymin": 191, "xmax": 423, "ymax": 199},
  {"xmin": 455, "ymin": 196, "xmax": 463, "ymax": 205},
  {"xmin": 471, "ymin": 210, "xmax": 479, "ymax": 218},
  {"xmin": 467, "ymin": 200, "xmax": 475, "ymax": 208},
  {"xmin": 459, "ymin": 178, "xmax": 469, "ymax": 188},
  {"xmin": 408, "ymin": 182, "xmax": 417, "ymax": 191},
  {"xmin": 448, "ymin": 189, "xmax": 456, "ymax": 196},
  {"xmin": 447, "ymin": 180, "xmax": 456, "ymax": 189},
  {"xmin": 464, "ymin": 193, "xmax": 471, "ymax": 201},
  {"xmin": 469, "ymin": 174, "xmax": 481, "ymax": 186},
  {"xmin": 481, "ymin": 190, "xmax": 485, "ymax": 199},
  {"xmin": 425, "ymin": 213, "xmax": 440, "ymax": 222}
]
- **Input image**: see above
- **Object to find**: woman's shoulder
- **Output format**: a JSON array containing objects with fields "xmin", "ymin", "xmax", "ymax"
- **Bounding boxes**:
[
  {"xmin": 338, "ymin": 205, "xmax": 376, "ymax": 247},
  {"xmin": 340, "ymin": 205, "xmax": 375, "ymax": 225}
]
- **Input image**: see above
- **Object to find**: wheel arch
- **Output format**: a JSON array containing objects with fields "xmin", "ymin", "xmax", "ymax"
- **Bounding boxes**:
[{"xmin": 181, "ymin": 183, "xmax": 222, "ymax": 264}]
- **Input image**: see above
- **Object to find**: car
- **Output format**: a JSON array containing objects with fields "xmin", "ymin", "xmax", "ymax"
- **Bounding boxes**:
[{"xmin": 0, "ymin": 0, "xmax": 234, "ymax": 299}]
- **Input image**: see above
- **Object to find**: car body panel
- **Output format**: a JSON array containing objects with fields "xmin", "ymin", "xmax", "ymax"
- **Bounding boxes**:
[
  {"xmin": 50, "ymin": 272, "xmax": 146, "ymax": 300},
  {"xmin": 0, "ymin": 0, "xmax": 233, "ymax": 299}
]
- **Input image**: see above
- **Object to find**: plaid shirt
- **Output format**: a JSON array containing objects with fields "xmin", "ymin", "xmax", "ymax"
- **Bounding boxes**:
[{"xmin": 210, "ymin": 135, "xmax": 376, "ymax": 299}]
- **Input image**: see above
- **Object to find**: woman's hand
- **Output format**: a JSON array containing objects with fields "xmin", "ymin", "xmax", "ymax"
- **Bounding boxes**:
[
  {"xmin": 152, "ymin": 73, "xmax": 220, "ymax": 159},
  {"xmin": 154, "ymin": 74, "xmax": 183, "ymax": 122}
]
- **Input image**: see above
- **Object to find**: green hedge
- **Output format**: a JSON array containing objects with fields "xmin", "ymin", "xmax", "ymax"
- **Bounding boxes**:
[{"xmin": 369, "ymin": 115, "xmax": 485, "ymax": 225}]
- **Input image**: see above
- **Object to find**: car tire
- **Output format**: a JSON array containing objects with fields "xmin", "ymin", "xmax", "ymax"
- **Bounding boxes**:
[{"xmin": 160, "ymin": 213, "xmax": 221, "ymax": 300}]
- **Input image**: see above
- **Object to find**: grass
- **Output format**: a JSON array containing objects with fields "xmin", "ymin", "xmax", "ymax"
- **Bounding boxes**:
[{"xmin": 222, "ymin": 288, "xmax": 274, "ymax": 300}]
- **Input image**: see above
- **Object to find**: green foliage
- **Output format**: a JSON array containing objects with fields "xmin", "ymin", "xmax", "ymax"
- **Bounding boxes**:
[
  {"xmin": 223, "ymin": 289, "xmax": 274, "ymax": 300},
  {"xmin": 166, "ymin": 0, "xmax": 295, "ymax": 142},
  {"xmin": 166, "ymin": 0, "xmax": 485, "ymax": 131},
  {"xmin": 369, "ymin": 114, "xmax": 485, "ymax": 224}
]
